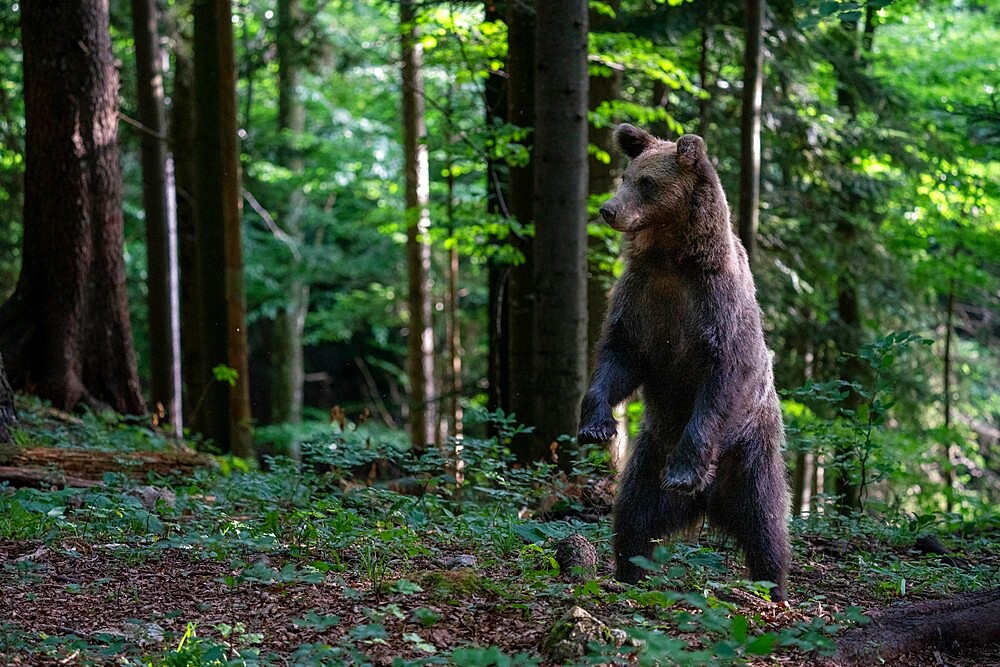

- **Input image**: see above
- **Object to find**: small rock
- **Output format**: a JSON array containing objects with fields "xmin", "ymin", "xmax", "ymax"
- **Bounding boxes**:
[
  {"xmin": 554, "ymin": 533, "xmax": 598, "ymax": 578},
  {"xmin": 541, "ymin": 605, "xmax": 618, "ymax": 663},
  {"xmin": 130, "ymin": 485, "xmax": 177, "ymax": 511},
  {"xmin": 441, "ymin": 554, "xmax": 477, "ymax": 569}
]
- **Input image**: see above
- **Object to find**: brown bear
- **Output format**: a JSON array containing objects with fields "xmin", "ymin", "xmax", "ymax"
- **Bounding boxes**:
[{"xmin": 578, "ymin": 124, "xmax": 790, "ymax": 601}]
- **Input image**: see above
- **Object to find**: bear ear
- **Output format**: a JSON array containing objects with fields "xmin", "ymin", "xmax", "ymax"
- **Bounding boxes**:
[
  {"xmin": 676, "ymin": 134, "xmax": 706, "ymax": 168},
  {"xmin": 614, "ymin": 124, "xmax": 655, "ymax": 159}
]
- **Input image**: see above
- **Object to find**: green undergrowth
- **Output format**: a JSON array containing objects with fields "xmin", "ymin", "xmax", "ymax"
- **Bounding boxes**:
[{"xmin": 1, "ymin": 400, "xmax": 997, "ymax": 666}]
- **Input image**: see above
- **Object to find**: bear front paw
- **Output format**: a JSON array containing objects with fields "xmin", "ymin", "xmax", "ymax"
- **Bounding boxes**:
[
  {"xmin": 578, "ymin": 418, "xmax": 618, "ymax": 444},
  {"xmin": 661, "ymin": 460, "xmax": 712, "ymax": 495}
]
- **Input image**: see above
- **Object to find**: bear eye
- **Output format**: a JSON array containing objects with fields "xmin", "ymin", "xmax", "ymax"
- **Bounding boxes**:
[{"xmin": 637, "ymin": 176, "xmax": 656, "ymax": 192}]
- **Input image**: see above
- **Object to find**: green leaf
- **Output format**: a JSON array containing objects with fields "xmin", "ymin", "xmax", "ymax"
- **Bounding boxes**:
[
  {"xmin": 747, "ymin": 633, "xmax": 778, "ymax": 655},
  {"xmin": 731, "ymin": 614, "xmax": 748, "ymax": 642}
]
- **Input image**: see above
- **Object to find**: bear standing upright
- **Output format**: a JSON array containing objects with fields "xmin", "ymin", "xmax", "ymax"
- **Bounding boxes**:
[{"xmin": 579, "ymin": 124, "xmax": 790, "ymax": 601}]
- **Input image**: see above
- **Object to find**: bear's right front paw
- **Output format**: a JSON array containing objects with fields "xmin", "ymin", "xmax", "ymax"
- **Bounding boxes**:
[
  {"xmin": 661, "ymin": 460, "xmax": 712, "ymax": 495},
  {"xmin": 578, "ymin": 418, "xmax": 618, "ymax": 444}
]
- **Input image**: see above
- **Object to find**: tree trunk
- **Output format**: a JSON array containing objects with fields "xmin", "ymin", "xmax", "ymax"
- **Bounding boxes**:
[
  {"xmin": 0, "ymin": 353, "xmax": 15, "ymax": 444},
  {"xmin": 942, "ymin": 278, "xmax": 956, "ymax": 510},
  {"xmin": 505, "ymin": 0, "xmax": 537, "ymax": 458},
  {"xmin": 698, "ymin": 4, "xmax": 713, "ymax": 138},
  {"xmin": 401, "ymin": 0, "xmax": 437, "ymax": 453},
  {"xmin": 271, "ymin": 0, "xmax": 308, "ymax": 426},
  {"xmin": 531, "ymin": 0, "xmax": 589, "ymax": 467},
  {"xmin": 586, "ymin": 0, "xmax": 621, "ymax": 368},
  {"xmin": 828, "ymin": 11, "xmax": 876, "ymax": 512},
  {"xmin": 0, "ymin": 0, "xmax": 144, "ymax": 415},
  {"xmin": 445, "ymin": 163, "xmax": 463, "ymax": 439},
  {"xmin": 192, "ymin": 0, "xmax": 254, "ymax": 457},
  {"xmin": 132, "ymin": 0, "xmax": 182, "ymax": 435},
  {"xmin": 485, "ymin": 1, "xmax": 509, "ymax": 419},
  {"xmin": 738, "ymin": 0, "xmax": 764, "ymax": 265},
  {"xmin": 171, "ymin": 16, "xmax": 205, "ymax": 432}
]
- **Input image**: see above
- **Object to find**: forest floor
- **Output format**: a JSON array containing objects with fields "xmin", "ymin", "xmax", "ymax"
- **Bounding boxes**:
[{"xmin": 1, "ymin": 398, "xmax": 998, "ymax": 666}]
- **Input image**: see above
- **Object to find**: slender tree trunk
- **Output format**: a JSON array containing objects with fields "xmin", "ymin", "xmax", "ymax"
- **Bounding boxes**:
[
  {"xmin": 271, "ymin": 0, "xmax": 308, "ymax": 426},
  {"xmin": 446, "ymin": 163, "xmax": 463, "ymax": 439},
  {"xmin": 132, "ymin": 0, "xmax": 182, "ymax": 435},
  {"xmin": 192, "ymin": 0, "xmax": 253, "ymax": 457},
  {"xmin": 170, "ymin": 16, "xmax": 204, "ymax": 430},
  {"xmin": 401, "ymin": 0, "xmax": 437, "ymax": 452},
  {"xmin": 698, "ymin": 4, "xmax": 713, "ymax": 138},
  {"xmin": 505, "ymin": 0, "xmax": 536, "ymax": 456},
  {"xmin": 0, "ymin": 0, "xmax": 144, "ymax": 415},
  {"xmin": 532, "ymin": 0, "xmax": 589, "ymax": 467},
  {"xmin": 828, "ymin": 11, "xmax": 876, "ymax": 512},
  {"xmin": 738, "ymin": 0, "xmax": 764, "ymax": 265},
  {"xmin": 485, "ymin": 1, "xmax": 509, "ymax": 419}
]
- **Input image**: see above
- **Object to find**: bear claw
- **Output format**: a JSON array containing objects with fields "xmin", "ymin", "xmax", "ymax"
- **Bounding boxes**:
[
  {"xmin": 578, "ymin": 420, "xmax": 618, "ymax": 444},
  {"xmin": 661, "ymin": 464, "xmax": 710, "ymax": 495}
]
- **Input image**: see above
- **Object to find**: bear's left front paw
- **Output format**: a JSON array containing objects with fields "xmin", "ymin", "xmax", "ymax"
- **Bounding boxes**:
[{"xmin": 661, "ymin": 460, "xmax": 712, "ymax": 495}]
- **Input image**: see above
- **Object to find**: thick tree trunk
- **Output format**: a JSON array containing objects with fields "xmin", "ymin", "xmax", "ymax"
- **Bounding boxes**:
[
  {"xmin": 271, "ymin": 0, "xmax": 308, "ymax": 426},
  {"xmin": 192, "ymin": 0, "xmax": 254, "ymax": 457},
  {"xmin": 401, "ymin": 0, "xmax": 437, "ymax": 452},
  {"xmin": 738, "ymin": 0, "xmax": 764, "ymax": 265},
  {"xmin": 0, "ymin": 0, "xmax": 144, "ymax": 415},
  {"xmin": 505, "ymin": 0, "xmax": 536, "ymax": 457},
  {"xmin": 531, "ymin": 0, "xmax": 589, "ymax": 467},
  {"xmin": 132, "ymin": 0, "xmax": 182, "ymax": 434}
]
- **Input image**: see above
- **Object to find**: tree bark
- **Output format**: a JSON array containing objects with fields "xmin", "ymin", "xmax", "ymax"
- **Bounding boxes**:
[
  {"xmin": 485, "ymin": 0, "xmax": 509, "ymax": 419},
  {"xmin": 531, "ymin": 0, "xmax": 589, "ymax": 467},
  {"xmin": 833, "ymin": 588, "xmax": 1000, "ymax": 665},
  {"xmin": 0, "ymin": 353, "xmax": 15, "ymax": 444},
  {"xmin": 738, "ymin": 0, "xmax": 765, "ymax": 265},
  {"xmin": 401, "ymin": 0, "xmax": 437, "ymax": 452},
  {"xmin": 0, "ymin": 0, "xmax": 144, "ymax": 415},
  {"xmin": 586, "ymin": 0, "xmax": 621, "ymax": 368},
  {"xmin": 505, "ymin": 0, "xmax": 536, "ymax": 458},
  {"xmin": 942, "ymin": 278, "xmax": 956, "ymax": 510},
  {"xmin": 170, "ymin": 10, "xmax": 204, "ymax": 433},
  {"xmin": 192, "ymin": 0, "xmax": 254, "ymax": 457},
  {"xmin": 828, "ymin": 11, "xmax": 876, "ymax": 512},
  {"xmin": 132, "ymin": 0, "xmax": 182, "ymax": 435},
  {"xmin": 271, "ymin": 0, "xmax": 308, "ymax": 426}
]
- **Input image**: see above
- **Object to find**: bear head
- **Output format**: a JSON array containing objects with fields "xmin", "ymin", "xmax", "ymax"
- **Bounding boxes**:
[{"xmin": 599, "ymin": 124, "xmax": 707, "ymax": 234}]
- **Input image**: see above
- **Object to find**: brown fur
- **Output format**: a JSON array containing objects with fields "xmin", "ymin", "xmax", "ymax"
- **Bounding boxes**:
[{"xmin": 579, "ymin": 124, "xmax": 791, "ymax": 600}]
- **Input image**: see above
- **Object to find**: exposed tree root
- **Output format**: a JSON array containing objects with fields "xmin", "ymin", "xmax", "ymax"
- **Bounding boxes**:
[{"xmin": 832, "ymin": 587, "xmax": 1000, "ymax": 665}]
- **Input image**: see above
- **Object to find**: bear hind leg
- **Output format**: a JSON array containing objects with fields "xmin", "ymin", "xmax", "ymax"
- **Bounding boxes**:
[
  {"xmin": 613, "ymin": 433, "xmax": 705, "ymax": 583},
  {"xmin": 709, "ymin": 450, "xmax": 790, "ymax": 601}
]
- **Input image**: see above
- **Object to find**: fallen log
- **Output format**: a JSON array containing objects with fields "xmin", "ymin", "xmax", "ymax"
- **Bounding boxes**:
[
  {"xmin": 0, "ymin": 466, "xmax": 101, "ymax": 489},
  {"xmin": 10, "ymin": 446, "xmax": 216, "ymax": 481},
  {"xmin": 833, "ymin": 587, "xmax": 1000, "ymax": 665}
]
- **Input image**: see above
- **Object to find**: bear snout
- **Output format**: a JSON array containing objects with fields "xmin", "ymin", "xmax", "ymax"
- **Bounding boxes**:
[{"xmin": 599, "ymin": 203, "xmax": 617, "ymax": 225}]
